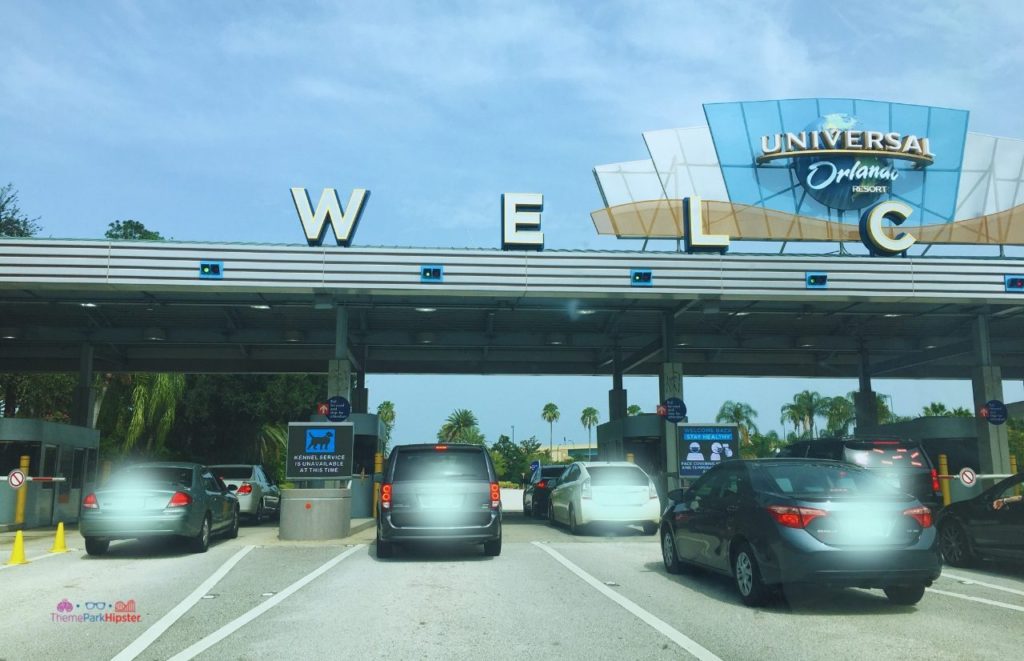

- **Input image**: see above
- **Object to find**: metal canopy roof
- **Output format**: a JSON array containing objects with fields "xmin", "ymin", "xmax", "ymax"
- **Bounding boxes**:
[{"xmin": 1, "ymin": 239, "xmax": 1023, "ymax": 379}]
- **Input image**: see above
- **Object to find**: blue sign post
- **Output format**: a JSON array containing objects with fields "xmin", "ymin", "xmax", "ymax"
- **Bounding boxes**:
[
  {"xmin": 529, "ymin": 460, "xmax": 540, "ymax": 473},
  {"xmin": 327, "ymin": 396, "xmax": 351, "ymax": 422},
  {"xmin": 663, "ymin": 397, "xmax": 687, "ymax": 424},
  {"xmin": 982, "ymin": 400, "xmax": 1008, "ymax": 425}
]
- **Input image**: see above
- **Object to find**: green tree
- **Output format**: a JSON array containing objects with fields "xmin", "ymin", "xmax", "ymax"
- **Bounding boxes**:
[
  {"xmin": 97, "ymin": 373, "xmax": 185, "ymax": 457},
  {"xmin": 824, "ymin": 395, "xmax": 856, "ymax": 436},
  {"xmin": 580, "ymin": 406, "xmax": 599, "ymax": 455},
  {"xmin": 0, "ymin": 183, "xmax": 41, "ymax": 237},
  {"xmin": 105, "ymin": 219, "xmax": 164, "ymax": 240},
  {"xmin": 716, "ymin": 400, "xmax": 758, "ymax": 447},
  {"xmin": 950, "ymin": 406, "xmax": 973, "ymax": 418},
  {"xmin": 781, "ymin": 390, "xmax": 828, "ymax": 438},
  {"xmin": 1007, "ymin": 418, "xmax": 1024, "ymax": 468},
  {"xmin": 922, "ymin": 402, "xmax": 950, "ymax": 416},
  {"xmin": 541, "ymin": 402, "xmax": 560, "ymax": 454},
  {"xmin": 377, "ymin": 400, "xmax": 396, "ymax": 456},
  {"xmin": 491, "ymin": 434, "xmax": 523, "ymax": 481},
  {"xmin": 749, "ymin": 430, "xmax": 783, "ymax": 458},
  {"xmin": 437, "ymin": 408, "xmax": 485, "ymax": 445},
  {"xmin": 627, "ymin": 404, "xmax": 642, "ymax": 416}
]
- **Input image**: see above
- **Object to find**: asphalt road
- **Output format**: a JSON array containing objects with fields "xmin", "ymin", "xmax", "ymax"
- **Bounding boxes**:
[{"xmin": 2, "ymin": 513, "xmax": 1023, "ymax": 661}]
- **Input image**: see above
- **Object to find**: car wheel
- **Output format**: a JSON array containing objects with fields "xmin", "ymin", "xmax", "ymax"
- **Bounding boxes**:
[
  {"xmin": 548, "ymin": 503, "xmax": 557, "ymax": 526},
  {"xmin": 938, "ymin": 520, "xmax": 975, "ymax": 567},
  {"xmin": 732, "ymin": 542, "xmax": 770, "ymax": 607},
  {"xmin": 884, "ymin": 584, "xmax": 926, "ymax": 605},
  {"xmin": 84, "ymin": 537, "xmax": 109, "ymax": 556},
  {"xmin": 190, "ymin": 515, "xmax": 211, "ymax": 553},
  {"xmin": 253, "ymin": 500, "xmax": 265, "ymax": 525},
  {"xmin": 661, "ymin": 528, "xmax": 681, "ymax": 574},
  {"xmin": 228, "ymin": 507, "xmax": 239, "ymax": 539},
  {"xmin": 569, "ymin": 506, "xmax": 583, "ymax": 535},
  {"xmin": 376, "ymin": 526, "xmax": 394, "ymax": 559},
  {"xmin": 642, "ymin": 522, "xmax": 658, "ymax": 536},
  {"xmin": 484, "ymin": 534, "xmax": 502, "ymax": 557},
  {"xmin": 523, "ymin": 497, "xmax": 531, "ymax": 517}
]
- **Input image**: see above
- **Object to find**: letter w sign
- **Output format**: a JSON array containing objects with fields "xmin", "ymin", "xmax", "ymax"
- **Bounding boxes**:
[{"xmin": 291, "ymin": 188, "xmax": 370, "ymax": 247}]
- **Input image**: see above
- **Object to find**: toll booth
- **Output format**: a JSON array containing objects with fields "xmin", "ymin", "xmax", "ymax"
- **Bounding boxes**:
[
  {"xmin": 597, "ymin": 414, "xmax": 669, "ymax": 496},
  {"xmin": 0, "ymin": 419, "xmax": 100, "ymax": 529},
  {"xmin": 280, "ymin": 414, "xmax": 382, "ymax": 540}
]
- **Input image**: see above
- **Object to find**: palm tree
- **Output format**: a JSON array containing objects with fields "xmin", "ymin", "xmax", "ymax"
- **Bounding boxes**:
[
  {"xmin": 716, "ymin": 400, "xmax": 758, "ymax": 447},
  {"xmin": 824, "ymin": 395, "xmax": 856, "ymax": 436},
  {"xmin": 627, "ymin": 404, "xmax": 642, "ymax": 416},
  {"xmin": 580, "ymin": 407, "xmax": 599, "ymax": 457},
  {"xmin": 922, "ymin": 402, "xmax": 949, "ymax": 416},
  {"xmin": 780, "ymin": 405, "xmax": 804, "ymax": 438},
  {"xmin": 123, "ymin": 376, "xmax": 187, "ymax": 458},
  {"xmin": 787, "ymin": 390, "xmax": 828, "ymax": 438},
  {"xmin": 377, "ymin": 400, "xmax": 396, "ymax": 455},
  {"xmin": 541, "ymin": 403, "xmax": 560, "ymax": 454},
  {"xmin": 438, "ymin": 408, "xmax": 479, "ymax": 443}
]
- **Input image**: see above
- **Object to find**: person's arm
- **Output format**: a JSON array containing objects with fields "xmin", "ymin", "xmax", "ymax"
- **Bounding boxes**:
[{"xmin": 993, "ymin": 494, "xmax": 1023, "ymax": 510}]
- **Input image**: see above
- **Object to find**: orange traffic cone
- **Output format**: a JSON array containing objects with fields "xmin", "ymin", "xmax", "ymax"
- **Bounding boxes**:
[
  {"xmin": 6, "ymin": 530, "xmax": 28, "ymax": 565},
  {"xmin": 50, "ymin": 522, "xmax": 68, "ymax": 553}
]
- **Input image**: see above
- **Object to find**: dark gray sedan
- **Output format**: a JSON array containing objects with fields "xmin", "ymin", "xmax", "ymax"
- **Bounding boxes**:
[{"xmin": 80, "ymin": 462, "xmax": 239, "ymax": 556}]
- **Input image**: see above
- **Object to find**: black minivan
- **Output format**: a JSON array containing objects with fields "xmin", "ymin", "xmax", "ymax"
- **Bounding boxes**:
[
  {"xmin": 377, "ymin": 443, "xmax": 502, "ymax": 558},
  {"xmin": 778, "ymin": 437, "xmax": 942, "ymax": 509}
]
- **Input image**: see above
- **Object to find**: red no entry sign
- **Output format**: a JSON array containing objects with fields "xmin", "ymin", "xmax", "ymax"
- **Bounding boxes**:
[
  {"xmin": 958, "ymin": 467, "xmax": 977, "ymax": 486},
  {"xmin": 7, "ymin": 469, "xmax": 25, "ymax": 490}
]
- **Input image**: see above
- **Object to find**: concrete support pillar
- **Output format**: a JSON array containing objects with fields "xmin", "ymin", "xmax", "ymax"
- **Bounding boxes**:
[
  {"xmin": 608, "ymin": 345, "xmax": 627, "ymax": 421},
  {"xmin": 72, "ymin": 343, "xmax": 95, "ymax": 428},
  {"xmin": 854, "ymin": 345, "xmax": 878, "ymax": 432},
  {"xmin": 328, "ymin": 308, "xmax": 351, "ymax": 400},
  {"xmin": 352, "ymin": 369, "xmax": 368, "ymax": 414},
  {"xmin": 972, "ymin": 316, "xmax": 1011, "ymax": 475}
]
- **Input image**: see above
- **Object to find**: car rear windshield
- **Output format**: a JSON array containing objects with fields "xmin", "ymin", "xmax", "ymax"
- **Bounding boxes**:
[
  {"xmin": 541, "ymin": 467, "xmax": 567, "ymax": 478},
  {"xmin": 213, "ymin": 466, "xmax": 255, "ymax": 479},
  {"xmin": 842, "ymin": 442, "xmax": 929, "ymax": 471},
  {"xmin": 586, "ymin": 466, "xmax": 649, "ymax": 486},
  {"xmin": 110, "ymin": 466, "xmax": 193, "ymax": 488},
  {"xmin": 393, "ymin": 448, "xmax": 490, "ymax": 482},
  {"xmin": 756, "ymin": 463, "xmax": 904, "ymax": 499}
]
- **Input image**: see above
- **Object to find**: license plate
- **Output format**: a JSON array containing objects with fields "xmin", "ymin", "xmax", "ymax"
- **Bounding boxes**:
[
  {"xmin": 421, "ymin": 495, "xmax": 457, "ymax": 508},
  {"xmin": 108, "ymin": 498, "xmax": 143, "ymax": 510},
  {"xmin": 859, "ymin": 518, "xmax": 892, "ymax": 537}
]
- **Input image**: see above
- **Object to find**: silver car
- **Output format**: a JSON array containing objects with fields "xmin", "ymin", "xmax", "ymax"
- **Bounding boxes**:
[
  {"xmin": 548, "ymin": 461, "xmax": 661, "ymax": 535},
  {"xmin": 80, "ymin": 462, "xmax": 239, "ymax": 555},
  {"xmin": 210, "ymin": 464, "xmax": 281, "ymax": 523}
]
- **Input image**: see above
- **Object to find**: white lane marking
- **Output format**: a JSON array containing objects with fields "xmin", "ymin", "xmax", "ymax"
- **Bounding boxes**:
[
  {"xmin": 532, "ymin": 541, "xmax": 722, "ymax": 661},
  {"xmin": 928, "ymin": 587, "xmax": 1024, "ymax": 613},
  {"xmin": 0, "ymin": 550, "xmax": 72, "ymax": 569},
  {"xmin": 167, "ymin": 544, "xmax": 365, "ymax": 661},
  {"xmin": 111, "ymin": 545, "xmax": 255, "ymax": 661},
  {"xmin": 941, "ymin": 572, "xmax": 1024, "ymax": 598}
]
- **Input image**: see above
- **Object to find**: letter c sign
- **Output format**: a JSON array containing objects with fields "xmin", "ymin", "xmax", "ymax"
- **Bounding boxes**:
[{"xmin": 859, "ymin": 201, "xmax": 916, "ymax": 256}]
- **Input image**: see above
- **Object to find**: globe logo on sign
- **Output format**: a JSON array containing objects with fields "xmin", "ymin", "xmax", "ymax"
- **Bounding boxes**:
[{"xmin": 791, "ymin": 113, "xmax": 896, "ymax": 211}]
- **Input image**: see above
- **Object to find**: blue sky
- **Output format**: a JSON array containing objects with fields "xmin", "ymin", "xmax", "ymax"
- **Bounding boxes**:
[{"xmin": 3, "ymin": 1, "xmax": 1023, "ymax": 446}]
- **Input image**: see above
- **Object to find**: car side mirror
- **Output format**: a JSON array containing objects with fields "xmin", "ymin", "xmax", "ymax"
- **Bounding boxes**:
[
  {"xmin": 228, "ymin": 484, "xmax": 237, "ymax": 492},
  {"xmin": 668, "ymin": 488, "xmax": 685, "ymax": 502}
]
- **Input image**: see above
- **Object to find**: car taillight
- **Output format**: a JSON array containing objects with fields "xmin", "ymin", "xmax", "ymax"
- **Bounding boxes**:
[
  {"xmin": 766, "ymin": 505, "xmax": 827, "ymax": 529},
  {"xmin": 490, "ymin": 482, "xmax": 501, "ymax": 509},
  {"xmin": 931, "ymin": 469, "xmax": 940, "ymax": 493},
  {"xmin": 649, "ymin": 481, "xmax": 658, "ymax": 500},
  {"xmin": 904, "ymin": 505, "xmax": 933, "ymax": 528},
  {"xmin": 237, "ymin": 483, "xmax": 253, "ymax": 495},
  {"xmin": 581, "ymin": 478, "xmax": 592, "ymax": 499},
  {"xmin": 381, "ymin": 483, "xmax": 392, "ymax": 510},
  {"xmin": 168, "ymin": 491, "xmax": 192, "ymax": 508},
  {"xmin": 434, "ymin": 445, "xmax": 448, "ymax": 451},
  {"xmin": 537, "ymin": 480, "xmax": 547, "ymax": 489},
  {"xmin": 82, "ymin": 493, "xmax": 99, "ymax": 509}
]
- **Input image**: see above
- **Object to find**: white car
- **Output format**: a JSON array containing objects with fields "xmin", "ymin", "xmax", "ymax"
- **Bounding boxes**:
[
  {"xmin": 210, "ymin": 464, "xmax": 280, "ymax": 524},
  {"xmin": 548, "ymin": 461, "xmax": 661, "ymax": 535}
]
